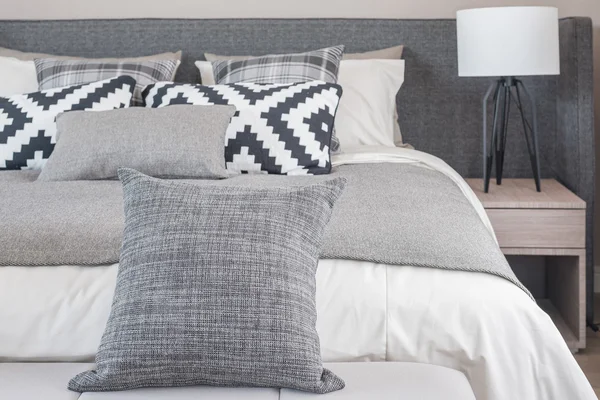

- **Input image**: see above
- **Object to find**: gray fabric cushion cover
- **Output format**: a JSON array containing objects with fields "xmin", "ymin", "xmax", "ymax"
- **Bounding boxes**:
[
  {"xmin": 37, "ymin": 105, "xmax": 236, "ymax": 181},
  {"xmin": 68, "ymin": 169, "xmax": 346, "ymax": 394}
]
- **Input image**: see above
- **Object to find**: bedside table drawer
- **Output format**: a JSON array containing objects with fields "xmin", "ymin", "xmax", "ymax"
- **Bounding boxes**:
[{"xmin": 486, "ymin": 209, "xmax": 585, "ymax": 248}]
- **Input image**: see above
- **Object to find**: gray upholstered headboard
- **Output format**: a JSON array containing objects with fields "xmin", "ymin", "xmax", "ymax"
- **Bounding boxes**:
[{"xmin": 0, "ymin": 17, "xmax": 595, "ymax": 321}]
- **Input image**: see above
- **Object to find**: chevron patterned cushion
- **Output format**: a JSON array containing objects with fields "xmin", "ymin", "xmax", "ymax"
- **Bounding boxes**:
[
  {"xmin": 0, "ymin": 76, "xmax": 135, "ymax": 170},
  {"xmin": 143, "ymin": 80, "xmax": 342, "ymax": 175}
]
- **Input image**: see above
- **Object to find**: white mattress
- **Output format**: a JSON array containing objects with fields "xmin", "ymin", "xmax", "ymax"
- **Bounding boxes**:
[{"xmin": 1, "ymin": 147, "xmax": 595, "ymax": 400}]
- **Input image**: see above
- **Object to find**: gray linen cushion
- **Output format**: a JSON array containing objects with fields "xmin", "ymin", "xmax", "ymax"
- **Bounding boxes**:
[
  {"xmin": 37, "ymin": 105, "xmax": 235, "ymax": 181},
  {"xmin": 34, "ymin": 58, "xmax": 180, "ymax": 105},
  {"xmin": 210, "ymin": 46, "xmax": 344, "ymax": 153},
  {"xmin": 68, "ymin": 168, "xmax": 347, "ymax": 394}
]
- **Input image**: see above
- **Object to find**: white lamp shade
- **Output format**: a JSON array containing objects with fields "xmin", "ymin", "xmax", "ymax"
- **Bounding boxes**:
[{"xmin": 457, "ymin": 7, "xmax": 560, "ymax": 77}]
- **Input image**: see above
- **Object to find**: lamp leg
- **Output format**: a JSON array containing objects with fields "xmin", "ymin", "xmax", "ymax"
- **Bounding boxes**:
[
  {"xmin": 496, "ymin": 82, "xmax": 511, "ymax": 185},
  {"xmin": 514, "ymin": 80, "xmax": 542, "ymax": 192},
  {"xmin": 483, "ymin": 80, "xmax": 503, "ymax": 193}
]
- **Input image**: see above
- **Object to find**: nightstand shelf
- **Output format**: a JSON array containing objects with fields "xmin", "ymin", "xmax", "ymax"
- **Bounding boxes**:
[{"xmin": 467, "ymin": 179, "xmax": 586, "ymax": 351}]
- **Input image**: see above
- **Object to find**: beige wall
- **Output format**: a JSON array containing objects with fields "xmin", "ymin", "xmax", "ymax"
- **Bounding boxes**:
[{"xmin": 4, "ymin": 0, "xmax": 600, "ymax": 271}]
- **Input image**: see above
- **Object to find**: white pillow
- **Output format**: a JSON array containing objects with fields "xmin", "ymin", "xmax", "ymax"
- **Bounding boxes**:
[
  {"xmin": 334, "ymin": 59, "xmax": 405, "ymax": 149},
  {"xmin": 196, "ymin": 59, "xmax": 405, "ymax": 150},
  {"xmin": 0, "ymin": 56, "xmax": 38, "ymax": 97}
]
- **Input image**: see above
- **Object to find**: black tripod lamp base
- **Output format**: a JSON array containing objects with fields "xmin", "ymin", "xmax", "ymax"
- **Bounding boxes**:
[{"xmin": 482, "ymin": 77, "xmax": 542, "ymax": 193}]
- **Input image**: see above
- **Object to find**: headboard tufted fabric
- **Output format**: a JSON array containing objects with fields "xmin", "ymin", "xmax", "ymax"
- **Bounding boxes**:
[{"xmin": 0, "ymin": 17, "xmax": 595, "ymax": 321}]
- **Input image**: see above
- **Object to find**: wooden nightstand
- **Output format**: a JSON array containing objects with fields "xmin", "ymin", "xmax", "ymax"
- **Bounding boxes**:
[{"xmin": 467, "ymin": 179, "xmax": 587, "ymax": 351}]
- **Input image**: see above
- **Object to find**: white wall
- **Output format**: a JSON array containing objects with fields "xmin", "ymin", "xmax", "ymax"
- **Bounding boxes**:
[
  {"xmin": 4, "ymin": 0, "xmax": 600, "ymax": 278},
  {"xmin": 0, "ymin": 0, "xmax": 597, "ymax": 21}
]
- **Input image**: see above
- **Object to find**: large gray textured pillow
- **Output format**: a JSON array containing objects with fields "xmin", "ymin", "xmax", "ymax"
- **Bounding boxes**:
[
  {"xmin": 68, "ymin": 168, "xmax": 347, "ymax": 394},
  {"xmin": 38, "ymin": 105, "xmax": 236, "ymax": 181}
]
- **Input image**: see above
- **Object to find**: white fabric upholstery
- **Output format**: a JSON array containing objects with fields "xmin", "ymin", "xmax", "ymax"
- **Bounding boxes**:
[
  {"xmin": 0, "ymin": 362, "xmax": 93, "ymax": 400},
  {"xmin": 283, "ymin": 363, "xmax": 476, "ymax": 400},
  {"xmin": 0, "ymin": 362, "xmax": 475, "ymax": 399},
  {"xmin": 80, "ymin": 387, "xmax": 279, "ymax": 399}
]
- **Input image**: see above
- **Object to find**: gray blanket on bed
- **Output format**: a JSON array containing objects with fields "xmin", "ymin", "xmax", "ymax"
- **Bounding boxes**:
[{"xmin": 0, "ymin": 163, "xmax": 531, "ymax": 297}]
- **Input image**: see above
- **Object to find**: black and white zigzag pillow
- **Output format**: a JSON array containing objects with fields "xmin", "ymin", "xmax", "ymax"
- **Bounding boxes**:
[
  {"xmin": 0, "ymin": 76, "xmax": 136, "ymax": 170},
  {"xmin": 144, "ymin": 81, "xmax": 342, "ymax": 175}
]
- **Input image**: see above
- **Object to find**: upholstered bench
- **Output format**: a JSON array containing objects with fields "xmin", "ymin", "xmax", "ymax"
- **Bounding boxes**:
[{"xmin": 0, "ymin": 362, "xmax": 476, "ymax": 399}]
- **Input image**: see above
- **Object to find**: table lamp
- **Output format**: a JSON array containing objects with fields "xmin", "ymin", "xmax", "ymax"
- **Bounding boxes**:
[{"xmin": 456, "ymin": 6, "xmax": 560, "ymax": 192}]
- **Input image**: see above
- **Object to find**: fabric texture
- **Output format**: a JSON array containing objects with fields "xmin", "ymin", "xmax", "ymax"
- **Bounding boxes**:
[
  {"xmin": 37, "ymin": 105, "xmax": 236, "ymax": 181},
  {"xmin": 68, "ymin": 168, "xmax": 347, "ymax": 394},
  {"xmin": 0, "ymin": 47, "xmax": 182, "ymax": 62},
  {"xmin": 0, "ymin": 76, "xmax": 135, "ymax": 170},
  {"xmin": 209, "ymin": 46, "xmax": 344, "ymax": 152},
  {"xmin": 0, "ymin": 161, "xmax": 530, "ymax": 300},
  {"xmin": 0, "ymin": 56, "xmax": 38, "ymax": 96},
  {"xmin": 34, "ymin": 59, "xmax": 179, "ymax": 105},
  {"xmin": 144, "ymin": 81, "xmax": 342, "ymax": 175},
  {"xmin": 335, "ymin": 60, "xmax": 405, "ymax": 149}
]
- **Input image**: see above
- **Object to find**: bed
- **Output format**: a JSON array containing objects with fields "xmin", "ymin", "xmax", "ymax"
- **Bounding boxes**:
[{"xmin": 0, "ymin": 17, "xmax": 596, "ymax": 400}]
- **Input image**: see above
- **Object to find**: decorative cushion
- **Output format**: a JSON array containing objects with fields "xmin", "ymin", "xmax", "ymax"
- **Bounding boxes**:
[
  {"xmin": 37, "ymin": 105, "xmax": 236, "ymax": 181},
  {"xmin": 0, "ymin": 76, "xmax": 135, "ymax": 170},
  {"xmin": 143, "ymin": 80, "xmax": 343, "ymax": 175},
  {"xmin": 68, "ymin": 168, "xmax": 347, "ymax": 394},
  {"xmin": 206, "ymin": 46, "xmax": 344, "ymax": 153},
  {"xmin": 34, "ymin": 59, "xmax": 180, "ymax": 105},
  {"xmin": 211, "ymin": 45, "xmax": 344, "ymax": 85}
]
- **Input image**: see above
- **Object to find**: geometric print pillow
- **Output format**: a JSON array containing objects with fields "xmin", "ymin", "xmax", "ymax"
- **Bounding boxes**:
[
  {"xmin": 0, "ymin": 76, "xmax": 135, "ymax": 170},
  {"xmin": 34, "ymin": 59, "xmax": 179, "ymax": 106},
  {"xmin": 143, "ymin": 80, "xmax": 343, "ymax": 175},
  {"xmin": 209, "ymin": 46, "xmax": 345, "ymax": 153}
]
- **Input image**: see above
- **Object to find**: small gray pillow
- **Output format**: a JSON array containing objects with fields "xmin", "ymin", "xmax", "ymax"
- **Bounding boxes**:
[
  {"xmin": 38, "ymin": 105, "xmax": 236, "ymax": 181},
  {"xmin": 68, "ymin": 168, "xmax": 347, "ymax": 394}
]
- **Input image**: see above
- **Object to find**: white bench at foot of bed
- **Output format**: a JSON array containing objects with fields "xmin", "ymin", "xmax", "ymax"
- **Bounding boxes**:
[{"xmin": 0, "ymin": 362, "xmax": 476, "ymax": 399}]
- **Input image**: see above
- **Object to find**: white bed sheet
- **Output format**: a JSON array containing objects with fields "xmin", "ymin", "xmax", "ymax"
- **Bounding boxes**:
[{"xmin": 0, "ymin": 147, "xmax": 595, "ymax": 400}]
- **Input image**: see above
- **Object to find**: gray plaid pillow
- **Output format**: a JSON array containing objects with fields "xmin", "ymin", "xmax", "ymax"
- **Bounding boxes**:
[
  {"xmin": 34, "ymin": 59, "xmax": 180, "ymax": 106},
  {"xmin": 211, "ymin": 46, "xmax": 345, "ymax": 152},
  {"xmin": 68, "ymin": 168, "xmax": 347, "ymax": 394}
]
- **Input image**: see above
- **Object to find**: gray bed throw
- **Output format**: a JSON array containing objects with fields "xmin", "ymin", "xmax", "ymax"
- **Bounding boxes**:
[{"xmin": 0, "ymin": 163, "xmax": 530, "ymax": 297}]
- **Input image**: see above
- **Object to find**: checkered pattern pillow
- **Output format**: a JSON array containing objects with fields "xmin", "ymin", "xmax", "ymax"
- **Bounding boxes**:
[
  {"xmin": 34, "ymin": 59, "xmax": 179, "ymax": 105},
  {"xmin": 211, "ymin": 46, "xmax": 344, "ymax": 153},
  {"xmin": 211, "ymin": 45, "xmax": 344, "ymax": 85}
]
